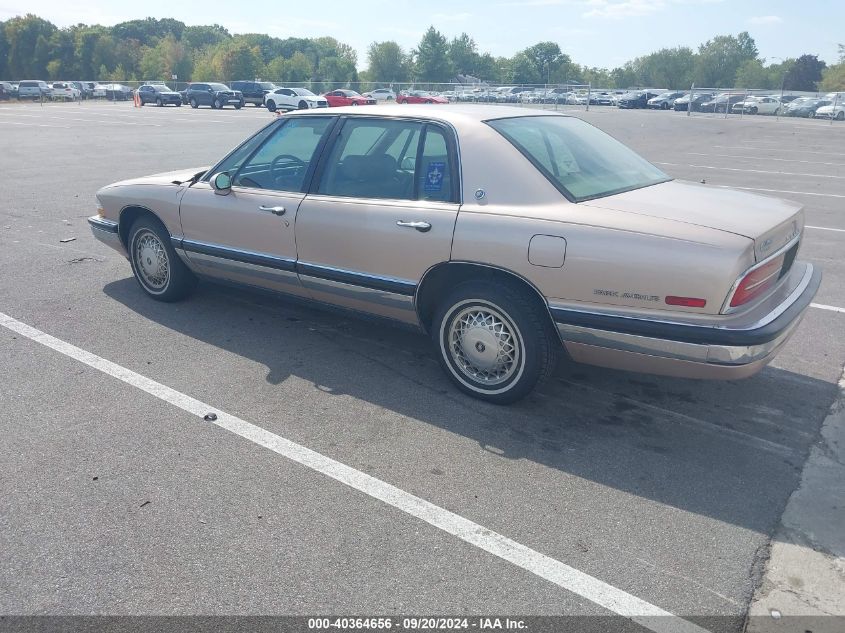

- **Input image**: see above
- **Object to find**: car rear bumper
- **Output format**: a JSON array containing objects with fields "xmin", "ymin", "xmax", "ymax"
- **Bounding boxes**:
[
  {"xmin": 552, "ymin": 262, "xmax": 821, "ymax": 379},
  {"xmin": 88, "ymin": 216, "xmax": 126, "ymax": 256}
]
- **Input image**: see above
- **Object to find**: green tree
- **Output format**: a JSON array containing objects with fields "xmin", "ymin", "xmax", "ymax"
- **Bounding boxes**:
[
  {"xmin": 449, "ymin": 33, "xmax": 479, "ymax": 76},
  {"xmin": 820, "ymin": 63, "xmax": 845, "ymax": 92},
  {"xmin": 414, "ymin": 26, "xmax": 452, "ymax": 82},
  {"xmin": 316, "ymin": 55, "xmax": 357, "ymax": 86},
  {"xmin": 4, "ymin": 14, "xmax": 57, "ymax": 77},
  {"xmin": 182, "ymin": 24, "xmax": 230, "ymax": 51},
  {"xmin": 140, "ymin": 34, "xmax": 191, "ymax": 82},
  {"xmin": 112, "ymin": 18, "xmax": 185, "ymax": 45},
  {"xmin": 367, "ymin": 41, "xmax": 408, "ymax": 82},
  {"xmin": 213, "ymin": 40, "xmax": 263, "ymax": 82},
  {"xmin": 510, "ymin": 52, "xmax": 540, "ymax": 84},
  {"xmin": 523, "ymin": 41, "xmax": 565, "ymax": 83},
  {"xmin": 693, "ymin": 32, "xmax": 758, "ymax": 87},
  {"xmin": 734, "ymin": 59, "xmax": 773, "ymax": 89},
  {"xmin": 284, "ymin": 51, "xmax": 314, "ymax": 82},
  {"xmin": 0, "ymin": 21, "xmax": 7, "ymax": 78},
  {"xmin": 782, "ymin": 54, "xmax": 826, "ymax": 91}
]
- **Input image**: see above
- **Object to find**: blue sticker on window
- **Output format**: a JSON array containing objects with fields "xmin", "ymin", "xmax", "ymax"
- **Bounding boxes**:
[{"xmin": 424, "ymin": 161, "xmax": 445, "ymax": 192}]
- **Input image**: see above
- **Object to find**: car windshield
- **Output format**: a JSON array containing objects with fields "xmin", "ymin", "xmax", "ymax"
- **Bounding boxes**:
[
  {"xmin": 342, "ymin": 90, "xmax": 361, "ymax": 96},
  {"xmin": 209, "ymin": 83, "xmax": 229, "ymax": 91},
  {"xmin": 259, "ymin": 83, "xmax": 275, "ymax": 90},
  {"xmin": 488, "ymin": 116, "xmax": 671, "ymax": 203},
  {"xmin": 293, "ymin": 88, "xmax": 316, "ymax": 96}
]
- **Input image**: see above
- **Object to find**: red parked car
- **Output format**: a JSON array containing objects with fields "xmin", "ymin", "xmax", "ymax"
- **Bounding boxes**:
[
  {"xmin": 397, "ymin": 90, "xmax": 448, "ymax": 104},
  {"xmin": 322, "ymin": 89, "xmax": 376, "ymax": 107}
]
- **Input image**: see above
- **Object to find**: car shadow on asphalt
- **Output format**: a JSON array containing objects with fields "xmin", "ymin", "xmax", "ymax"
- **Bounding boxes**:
[{"xmin": 103, "ymin": 276, "xmax": 837, "ymax": 540}]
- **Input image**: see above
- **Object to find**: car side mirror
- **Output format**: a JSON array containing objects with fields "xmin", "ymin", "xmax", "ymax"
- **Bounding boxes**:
[{"xmin": 211, "ymin": 172, "xmax": 232, "ymax": 195}]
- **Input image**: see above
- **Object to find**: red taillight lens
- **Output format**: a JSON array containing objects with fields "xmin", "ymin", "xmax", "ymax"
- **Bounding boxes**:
[
  {"xmin": 730, "ymin": 254, "xmax": 785, "ymax": 307},
  {"xmin": 666, "ymin": 296, "xmax": 707, "ymax": 308}
]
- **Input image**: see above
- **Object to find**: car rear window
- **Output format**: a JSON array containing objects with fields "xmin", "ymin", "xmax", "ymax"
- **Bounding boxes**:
[{"xmin": 488, "ymin": 116, "xmax": 670, "ymax": 203}]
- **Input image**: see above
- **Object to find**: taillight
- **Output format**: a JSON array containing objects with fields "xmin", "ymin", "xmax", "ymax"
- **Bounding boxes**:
[{"xmin": 730, "ymin": 253, "xmax": 785, "ymax": 307}]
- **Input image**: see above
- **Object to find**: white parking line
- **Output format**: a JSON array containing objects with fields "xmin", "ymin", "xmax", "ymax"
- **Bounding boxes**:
[
  {"xmin": 656, "ymin": 162, "xmax": 845, "ymax": 180},
  {"xmin": 710, "ymin": 185, "xmax": 845, "ymax": 199},
  {"xmin": 711, "ymin": 145, "xmax": 845, "ymax": 158},
  {"xmin": 685, "ymin": 152, "xmax": 843, "ymax": 167},
  {"xmin": 811, "ymin": 303, "xmax": 845, "ymax": 314},
  {"xmin": 0, "ymin": 310, "xmax": 707, "ymax": 633},
  {"xmin": 806, "ymin": 225, "xmax": 845, "ymax": 233}
]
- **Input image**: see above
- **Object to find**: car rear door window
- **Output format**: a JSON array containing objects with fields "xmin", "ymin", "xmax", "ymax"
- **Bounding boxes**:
[
  {"xmin": 317, "ymin": 119, "xmax": 423, "ymax": 200},
  {"xmin": 231, "ymin": 117, "xmax": 333, "ymax": 192}
]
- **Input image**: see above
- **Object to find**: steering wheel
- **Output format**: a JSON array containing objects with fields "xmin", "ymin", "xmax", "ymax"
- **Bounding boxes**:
[{"xmin": 270, "ymin": 154, "xmax": 306, "ymax": 181}]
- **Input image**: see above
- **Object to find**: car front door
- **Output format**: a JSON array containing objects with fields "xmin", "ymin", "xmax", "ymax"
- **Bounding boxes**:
[
  {"xmin": 295, "ymin": 116, "xmax": 460, "ymax": 325},
  {"xmin": 178, "ymin": 116, "xmax": 335, "ymax": 297}
]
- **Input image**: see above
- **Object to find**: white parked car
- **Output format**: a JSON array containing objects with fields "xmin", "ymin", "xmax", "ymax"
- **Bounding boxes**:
[
  {"xmin": 264, "ymin": 87, "xmax": 328, "ymax": 112},
  {"xmin": 51, "ymin": 82, "xmax": 81, "ymax": 101},
  {"xmin": 814, "ymin": 103, "xmax": 845, "ymax": 121},
  {"xmin": 731, "ymin": 96, "xmax": 781, "ymax": 115},
  {"xmin": 92, "ymin": 84, "xmax": 108, "ymax": 98},
  {"xmin": 363, "ymin": 88, "xmax": 397, "ymax": 102}
]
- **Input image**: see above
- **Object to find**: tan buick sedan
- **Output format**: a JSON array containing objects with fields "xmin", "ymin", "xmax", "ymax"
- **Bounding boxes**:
[{"xmin": 89, "ymin": 105, "xmax": 820, "ymax": 403}]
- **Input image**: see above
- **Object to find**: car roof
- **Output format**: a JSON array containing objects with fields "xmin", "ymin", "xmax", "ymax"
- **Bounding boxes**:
[{"xmin": 285, "ymin": 104, "xmax": 569, "ymax": 127}]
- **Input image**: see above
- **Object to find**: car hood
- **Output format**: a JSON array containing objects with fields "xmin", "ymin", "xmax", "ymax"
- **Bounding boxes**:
[
  {"xmin": 101, "ymin": 167, "xmax": 210, "ymax": 189},
  {"xmin": 581, "ymin": 180, "xmax": 802, "ymax": 257}
]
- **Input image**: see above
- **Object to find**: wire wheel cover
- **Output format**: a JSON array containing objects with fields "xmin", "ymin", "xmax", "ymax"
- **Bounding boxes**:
[
  {"xmin": 135, "ymin": 231, "xmax": 169, "ymax": 289},
  {"xmin": 448, "ymin": 306, "xmax": 520, "ymax": 385}
]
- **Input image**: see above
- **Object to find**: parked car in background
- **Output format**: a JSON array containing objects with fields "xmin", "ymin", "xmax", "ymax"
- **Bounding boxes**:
[
  {"xmin": 617, "ymin": 90, "xmax": 661, "ymax": 109},
  {"xmin": 89, "ymin": 106, "xmax": 819, "ymax": 403},
  {"xmin": 231, "ymin": 81, "xmax": 277, "ymax": 106},
  {"xmin": 264, "ymin": 87, "xmax": 328, "ymax": 112},
  {"xmin": 101, "ymin": 83, "xmax": 133, "ymax": 101},
  {"xmin": 90, "ymin": 83, "xmax": 107, "ymax": 98},
  {"xmin": 51, "ymin": 82, "xmax": 81, "ymax": 101},
  {"xmin": 814, "ymin": 103, "xmax": 845, "ymax": 120},
  {"xmin": 592, "ymin": 91, "xmax": 617, "ymax": 106},
  {"xmin": 185, "ymin": 83, "xmax": 244, "ymax": 109},
  {"xmin": 699, "ymin": 94, "xmax": 745, "ymax": 113},
  {"xmin": 731, "ymin": 95, "xmax": 781, "ymax": 115},
  {"xmin": 0, "ymin": 81, "xmax": 13, "ymax": 100},
  {"xmin": 647, "ymin": 91, "xmax": 685, "ymax": 110},
  {"xmin": 363, "ymin": 88, "xmax": 397, "ymax": 102},
  {"xmin": 68, "ymin": 81, "xmax": 91, "ymax": 99},
  {"xmin": 397, "ymin": 90, "xmax": 448, "ymax": 104},
  {"xmin": 778, "ymin": 95, "xmax": 800, "ymax": 104},
  {"xmin": 323, "ymin": 89, "xmax": 376, "ymax": 107},
  {"xmin": 17, "ymin": 80, "xmax": 51, "ymax": 100},
  {"xmin": 785, "ymin": 97, "xmax": 831, "ymax": 118},
  {"xmin": 138, "ymin": 84, "xmax": 183, "ymax": 106},
  {"xmin": 673, "ymin": 92, "xmax": 713, "ymax": 111}
]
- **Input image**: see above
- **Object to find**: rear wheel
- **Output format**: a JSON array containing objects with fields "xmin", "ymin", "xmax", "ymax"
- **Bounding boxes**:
[
  {"xmin": 128, "ymin": 216, "xmax": 196, "ymax": 302},
  {"xmin": 432, "ymin": 280, "xmax": 558, "ymax": 404},
  {"xmin": 156, "ymin": 97, "xmax": 163, "ymax": 107}
]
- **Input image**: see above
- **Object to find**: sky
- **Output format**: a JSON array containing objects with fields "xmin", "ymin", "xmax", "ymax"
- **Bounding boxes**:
[{"xmin": 1, "ymin": 0, "xmax": 842, "ymax": 71}]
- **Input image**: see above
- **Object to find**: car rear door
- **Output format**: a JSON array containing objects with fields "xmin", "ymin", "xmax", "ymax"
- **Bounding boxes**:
[
  {"xmin": 295, "ymin": 116, "xmax": 460, "ymax": 325},
  {"xmin": 178, "ymin": 116, "xmax": 335, "ymax": 297}
]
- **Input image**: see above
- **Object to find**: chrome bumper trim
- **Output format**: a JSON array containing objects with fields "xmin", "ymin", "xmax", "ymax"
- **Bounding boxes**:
[{"xmin": 87, "ymin": 216, "xmax": 125, "ymax": 255}]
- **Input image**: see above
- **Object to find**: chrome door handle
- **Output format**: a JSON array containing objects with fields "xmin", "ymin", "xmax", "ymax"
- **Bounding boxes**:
[
  {"xmin": 259, "ymin": 205, "xmax": 286, "ymax": 216},
  {"xmin": 396, "ymin": 220, "xmax": 431, "ymax": 233}
]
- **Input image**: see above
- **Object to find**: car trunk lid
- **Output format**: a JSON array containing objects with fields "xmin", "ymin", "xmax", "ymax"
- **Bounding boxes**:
[{"xmin": 581, "ymin": 179, "xmax": 803, "ymax": 261}]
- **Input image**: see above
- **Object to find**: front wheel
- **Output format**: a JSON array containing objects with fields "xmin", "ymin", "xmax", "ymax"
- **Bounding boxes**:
[
  {"xmin": 190, "ymin": 98, "xmax": 198, "ymax": 109},
  {"xmin": 213, "ymin": 98, "xmax": 223, "ymax": 109},
  {"xmin": 156, "ymin": 98, "xmax": 163, "ymax": 107},
  {"xmin": 661, "ymin": 102, "xmax": 669, "ymax": 110},
  {"xmin": 433, "ymin": 280, "xmax": 558, "ymax": 404},
  {"xmin": 837, "ymin": 111, "xmax": 845, "ymax": 121},
  {"xmin": 128, "ymin": 217, "xmax": 196, "ymax": 302},
  {"xmin": 266, "ymin": 100, "xmax": 277, "ymax": 112},
  {"xmin": 298, "ymin": 100, "xmax": 308, "ymax": 110},
  {"xmin": 235, "ymin": 101, "xmax": 243, "ymax": 109}
]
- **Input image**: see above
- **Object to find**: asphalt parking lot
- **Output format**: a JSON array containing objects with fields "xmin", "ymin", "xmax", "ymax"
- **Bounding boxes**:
[{"xmin": 0, "ymin": 101, "xmax": 843, "ymax": 632}]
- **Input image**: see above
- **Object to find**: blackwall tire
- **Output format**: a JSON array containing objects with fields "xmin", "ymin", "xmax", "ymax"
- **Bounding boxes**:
[
  {"xmin": 432, "ymin": 280, "xmax": 558, "ymax": 404},
  {"xmin": 128, "ymin": 216, "xmax": 196, "ymax": 302}
]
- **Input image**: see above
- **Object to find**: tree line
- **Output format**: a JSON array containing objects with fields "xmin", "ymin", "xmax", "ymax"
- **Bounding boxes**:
[{"xmin": 1, "ymin": 14, "xmax": 843, "ymax": 92}]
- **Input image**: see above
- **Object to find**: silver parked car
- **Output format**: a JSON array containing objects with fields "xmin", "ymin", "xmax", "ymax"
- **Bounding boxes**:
[{"xmin": 89, "ymin": 106, "xmax": 819, "ymax": 403}]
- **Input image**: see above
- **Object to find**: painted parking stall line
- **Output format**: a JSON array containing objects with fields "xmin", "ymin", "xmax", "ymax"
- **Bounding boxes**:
[
  {"xmin": 0, "ymin": 310, "xmax": 709, "ymax": 633},
  {"xmin": 806, "ymin": 225, "xmax": 845, "ymax": 233},
  {"xmin": 655, "ymin": 162, "xmax": 845, "ymax": 180},
  {"xmin": 811, "ymin": 303, "xmax": 845, "ymax": 314},
  {"xmin": 710, "ymin": 185, "xmax": 845, "ymax": 199}
]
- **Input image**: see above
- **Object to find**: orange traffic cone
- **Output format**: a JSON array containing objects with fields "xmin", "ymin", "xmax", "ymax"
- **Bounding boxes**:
[{"xmin": 134, "ymin": 91, "xmax": 141, "ymax": 107}]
